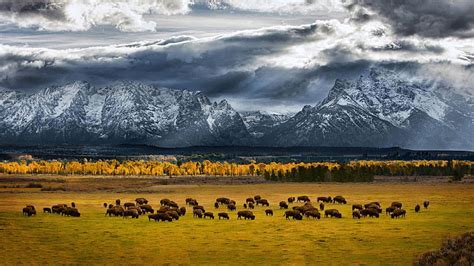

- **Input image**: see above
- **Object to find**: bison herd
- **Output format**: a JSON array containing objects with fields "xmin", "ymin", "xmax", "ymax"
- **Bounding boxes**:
[{"xmin": 21, "ymin": 195, "xmax": 430, "ymax": 222}]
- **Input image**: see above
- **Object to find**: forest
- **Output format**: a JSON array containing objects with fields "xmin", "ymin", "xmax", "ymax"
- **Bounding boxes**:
[{"xmin": 0, "ymin": 160, "xmax": 472, "ymax": 182}]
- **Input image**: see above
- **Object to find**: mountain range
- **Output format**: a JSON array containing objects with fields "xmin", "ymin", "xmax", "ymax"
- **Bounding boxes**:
[{"xmin": 0, "ymin": 68, "xmax": 472, "ymax": 150}]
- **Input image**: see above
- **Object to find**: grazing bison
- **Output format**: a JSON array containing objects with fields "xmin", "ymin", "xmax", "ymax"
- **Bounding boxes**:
[
  {"xmin": 135, "ymin": 198, "xmax": 148, "ymax": 205},
  {"xmin": 368, "ymin": 202, "xmax": 381, "ymax": 207},
  {"xmin": 140, "ymin": 205, "xmax": 154, "ymax": 214},
  {"xmin": 256, "ymin": 199, "xmax": 269, "ymax": 207},
  {"xmin": 218, "ymin": 212, "xmax": 229, "ymax": 220},
  {"xmin": 106, "ymin": 206, "xmax": 124, "ymax": 217},
  {"xmin": 204, "ymin": 212, "xmax": 215, "ymax": 219},
  {"xmin": 124, "ymin": 202, "xmax": 135, "ymax": 209},
  {"xmin": 324, "ymin": 209, "xmax": 342, "ymax": 218},
  {"xmin": 297, "ymin": 196, "xmax": 311, "ymax": 203},
  {"xmin": 103, "ymin": 203, "xmax": 108, "ymax": 208},
  {"xmin": 246, "ymin": 198, "xmax": 255, "ymax": 204},
  {"xmin": 216, "ymin": 197, "xmax": 231, "ymax": 205},
  {"xmin": 243, "ymin": 203, "xmax": 247, "ymax": 209},
  {"xmin": 148, "ymin": 213, "xmax": 172, "ymax": 222},
  {"xmin": 391, "ymin": 202, "xmax": 403, "ymax": 209},
  {"xmin": 279, "ymin": 201, "xmax": 289, "ymax": 209},
  {"xmin": 108, "ymin": 204, "xmax": 114, "ymax": 209},
  {"xmin": 115, "ymin": 199, "xmax": 121, "ymax": 206},
  {"xmin": 227, "ymin": 204, "xmax": 236, "ymax": 211},
  {"xmin": 127, "ymin": 206, "xmax": 143, "ymax": 215},
  {"xmin": 248, "ymin": 202, "xmax": 254, "ymax": 209},
  {"xmin": 317, "ymin": 197, "xmax": 332, "ymax": 203},
  {"xmin": 43, "ymin": 207, "xmax": 52, "ymax": 213},
  {"xmin": 415, "ymin": 204, "xmax": 420, "ymax": 213},
  {"xmin": 253, "ymin": 195, "xmax": 261, "ymax": 201},
  {"xmin": 352, "ymin": 210, "xmax": 361, "ymax": 219},
  {"xmin": 237, "ymin": 211, "xmax": 255, "ymax": 220},
  {"xmin": 214, "ymin": 202, "xmax": 219, "ymax": 209},
  {"xmin": 333, "ymin": 196, "xmax": 347, "ymax": 204},
  {"xmin": 423, "ymin": 201, "xmax": 430, "ymax": 209},
  {"xmin": 365, "ymin": 204, "xmax": 382, "ymax": 213},
  {"xmin": 284, "ymin": 210, "xmax": 303, "ymax": 220},
  {"xmin": 319, "ymin": 203, "xmax": 325, "ymax": 211},
  {"xmin": 22, "ymin": 206, "xmax": 36, "ymax": 216},
  {"xmin": 305, "ymin": 210, "xmax": 321, "ymax": 219},
  {"xmin": 391, "ymin": 209, "xmax": 406, "ymax": 219},
  {"xmin": 361, "ymin": 208, "xmax": 379, "ymax": 218},
  {"xmin": 193, "ymin": 206, "xmax": 205, "ymax": 212},
  {"xmin": 123, "ymin": 209, "xmax": 139, "ymax": 219},
  {"xmin": 193, "ymin": 209, "xmax": 203, "ymax": 218},
  {"xmin": 71, "ymin": 202, "xmax": 76, "ymax": 208},
  {"xmin": 352, "ymin": 204, "xmax": 363, "ymax": 211},
  {"xmin": 63, "ymin": 207, "xmax": 80, "ymax": 217},
  {"xmin": 166, "ymin": 211, "xmax": 180, "ymax": 220},
  {"xmin": 187, "ymin": 199, "xmax": 198, "ymax": 206},
  {"xmin": 385, "ymin": 206, "xmax": 396, "ymax": 215},
  {"xmin": 160, "ymin": 199, "xmax": 171, "ymax": 206},
  {"xmin": 166, "ymin": 201, "xmax": 179, "ymax": 208},
  {"xmin": 288, "ymin": 197, "xmax": 296, "ymax": 204},
  {"xmin": 265, "ymin": 209, "xmax": 273, "ymax": 216},
  {"xmin": 179, "ymin": 207, "xmax": 186, "ymax": 216}
]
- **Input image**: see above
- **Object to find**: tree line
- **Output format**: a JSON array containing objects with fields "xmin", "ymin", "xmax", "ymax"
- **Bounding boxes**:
[{"xmin": 0, "ymin": 160, "xmax": 472, "ymax": 182}]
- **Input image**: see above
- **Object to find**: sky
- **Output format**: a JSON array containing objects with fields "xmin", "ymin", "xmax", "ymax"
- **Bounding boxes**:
[{"xmin": 0, "ymin": 0, "xmax": 473, "ymax": 113}]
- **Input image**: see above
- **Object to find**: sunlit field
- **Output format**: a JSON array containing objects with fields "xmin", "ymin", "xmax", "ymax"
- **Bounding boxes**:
[{"xmin": 0, "ymin": 177, "xmax": 473, "ymax": 265}]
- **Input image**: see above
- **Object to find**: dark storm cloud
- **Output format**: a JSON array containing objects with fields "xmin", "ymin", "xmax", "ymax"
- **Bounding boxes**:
[{"xmin": 346, "ymin": 0, "xmax": 474, "ymax": 38}]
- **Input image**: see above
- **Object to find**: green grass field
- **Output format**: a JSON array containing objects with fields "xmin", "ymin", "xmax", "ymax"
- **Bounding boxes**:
[{"xmin": 0, "ymin": 179, "xmax": 473, "ymax": 265}]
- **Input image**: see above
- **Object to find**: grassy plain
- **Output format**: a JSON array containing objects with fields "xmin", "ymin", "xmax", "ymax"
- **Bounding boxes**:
[{"xmin": 0, "ymin": 176, "xmax": 473, "ymax": 265}]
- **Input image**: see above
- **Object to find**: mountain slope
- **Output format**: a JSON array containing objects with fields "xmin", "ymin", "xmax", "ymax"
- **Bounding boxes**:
[{"xmin": 0, "ymin": 81, "xmax": 250, "ymax": 147}]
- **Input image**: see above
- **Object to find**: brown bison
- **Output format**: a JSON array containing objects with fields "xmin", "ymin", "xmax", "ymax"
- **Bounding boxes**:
[
  {"xmin": 115, "ymin": 199, "xmax": 121, "ymax": 206},
  {"xmin": 106, "ymin": 206, "xmax": 124, "ymax": 217},
  {"xmin": 391, "ymin": 209, "xmax": 406, "ymax": 219},
  {"xmin": 423, "ymin": 201, "xmax": 430, "ymax": 209},
  {"xmin": 160, "ymin": 198, "xmax": 171, "ymax": 206},
  {"xmin": 279, "ymin": 201, "xmax": 289, "ymax": 209},
  {"xmin": 187, "ymin": 199, "xmax": 198, "ymax": 206},
  {"xmin": 319, "ymin": 203, "xmax": 325, "ymax": 211},
  {"xmin": 297, "ymin": 196, "xmax": 311, "ymax": 203},
  {"xmin": 148, "ymin": 213, "xmax": 172, "ymax": 222},
  {"xmin": 124, "ymin": 202, "xmax": 135, "ymax": 209},
  {"xmin": 193, "ymin": 206, "xmax": 205, "ymax": 212},
  {"xmin": 204, "ymin": 212, "xmax": 215, "ymax": 219},
  {"xmin": 140, "ymin": 205, "xmax": 154, "ymax": 214},
  {"xmin": 135, "ymin": 198, "xmax": 148, "ymax": 205},
  {"xmin": 352, "ymin": 210, "xmax": 361, "ymax": 219},
  {"xmin": 265, "ymin": 209, "xmax": 273, "ymax": 216},
  {"xmin": 361, "ymin": 208, "xmax": 379, "ymax": 218},
  {"xmin": 22, "ymin": 206, "xmax": 36, "ymax": 216},
  {"xmin": 103, "ymin": 203, "xmax": 108, "ymax": 208},
  {"xmin": 256, "ymin": 199, "xmax": 269, "ymax": 207},
  {"xmin": 216, "ymin": 197, "xmax": 231, "ymax": 205},
  {"xmin": 237, "ymin": 211, "xmax": 255, "ymax": 220},
  {"xmin": 123, "ymin": 209, "xmax": 139, "ymax": 219},
  {"xmin": 243, "ymin": 203, "xmax": 247, "ymax": 209},
  {"xmin": 246, "ymin": 198, "xmax": 255, "ymax": 204},
  {"xmin": 179, "ymin": 207, "xmax": 186, "ymax": 216},
  {"xmin": 391, "ymin": 202, "xmax": 403, "ymax": 209},
  {"xmin": 284, "ymin": 210, "xmax": 303, "ymax": 220},
  {"xmin": 248, "ymin": 202, "xmax": 254, "ymax": 209},
  {"xmin": 366, "ymin": 204, "xmax": 382, "ymax": 213},
  {"xmin": 227, "ymin": 204, "xmax": 236, "ymax": 211},
  {"xmin": 63, "ymin": 207, "xmax": 80, "ymax": 217},
  {"xmin": 288, "ymin": 197, "xmax": 296, "ymax": 203},
  {"xmin": 305, "ymin": 210, "xmax": 321, "ymax": 219},
  {"xmin": 43, "ymin": 207, "xmax": 52, "ymax": 213},
  {"xmin": 385, "ymin": 206, "xmax": 396, "ymax": 215},
  {"xmin": 333, "ymin": 196, "xmax": 347, "ymax": 204},
  {"xmin": 193, "ymin": 209, "xmax": 203, "ymax": 218},
  {"xmin": 352, "ymin": 204, "xmax": 363, "ymax": 211},
  {"xmin": 218, "ymin": 212, "xmax": 229, "ymax": 220},
  {"xmin": 324, "ymin": 209, "xmax": 342, "ymax": 218},
  {"xmin": 415, "ymin": 204, "xmax": 420, "ymax": 213},
  {"xmin": 368, "ymin": 202, "xmax": 381, "ymax": 207},
  {"xmin": 317, "ymin": 197, "xmax": 332, "ymax": 203},
  {"xmin": 253, "ymin": 195, "xmax": 261, "ymax": 201},
  {"xmin": 127, "ymin": 206, "xmax": 143, "ymax": 215},
  {"xmin": 214, "ymin": 202, "xmax": 219, "ymax": 209},
  {"xmin": 166, "ymin": 211, "xmax": 180, "ymax": 220}
]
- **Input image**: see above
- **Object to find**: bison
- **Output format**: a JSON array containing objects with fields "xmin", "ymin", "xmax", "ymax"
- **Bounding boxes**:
[
  {"xmin": 135, "ymin": 198, "xmax": 148, "ymax": 205},
  {"xmin": 385, "ymin": 206, "xmax": 396, "ymax": 215},
  {"xmin": 124, "ymin": 202, "xmax": 135, "ymax": 209},
  {"xmin": 279, "ymin": 201, "xmax": 289, "ymax": 209},
  {"xmin": 123, "ymin": 209, "xmax": 139, "ymax": 219},
  {"xmin": 103, "ymin": 203, "xmax": 108, "ymax": 208},
  {"xmin": 324, "ymin": 209, "xmax": 342, "ymax": 218},
  {"xmin": 148, "ymin": 213, "xmax": 172, "ymax": 222},
  {"xmin": 305, "ymin": 210, "xmax": 321, "ymax": 219},
  {"xmin": 246, "ymin": 198, "xmax": 255, "ymax": 204},
  {"xmin": 265, "ymin": 209, "xmax": 273, "ymax": 216},
  {"xmin": 115, "ymin": 199, "xmax": 121, "ymax": 206},
  {"xmin": 248, "ymin": 202, "xmax": 254, "ymax": 209},
  {"xmin": 297, "ymin": 196, "xmax": 311, "ymax": 203},
  {"xmin": 218, "ymin": 212, "xmax": 230, "ymax": 220},
  {"xmin": 352, "ymin": 204, "xmax": 363, "ymax": 211},
  {"xmin": 227, "ymin": 204, "xmax": 236, "ymax": 211},
  {"xmin": 214, "ymin": 202, "xmax": 219, "ymax": 209},
  {"xmin": 193, "ymin": 206, "xmax": 205, "ymax": 212},
  {"xmin": 319, "ymin": 203, "xmax": 325, "ymax": 211},
  {"xmin": 193, "ymin": 209, "xmax": 203, "ymax": 218},
  {"xmin": 391, "ymin": 209, "xmax": 406, "ymax": 219},
  {"xmin": 22, "ymin": 206, "xmax": 36, "ymax": 216},
  {"xmin": 179, "ymin": 207, "xmax": 186, "ymax": 216},
  {"xmin": 253, "ymin": 195, "xmax": 261, "ymax": 201},
  {"xmin": 43, "ymin": 207, "xmax": 52, "ymax": 213},
  {"xmin": 352, "ymin": 210, "xmax": 361, "ymax": 219},
  {"xmin": 423, "ymin": 201, "xmax": 430, "ymax": 209},
  {"xmin": 288, "ymin": 197, "xmax": 296, "ymax": 203},
  {"xmin": 361, "ymin": 208, "xmax": 379, "ymax": 218},
  {"xmin": 317, "ymin": 197, "xmax": 332, "ymax": 203},
  {"xmin": 140, "ymin": 205, "xmax": 154, "ymax": 214},
  {"xmin": 204, "ymin": 212, "xmax": 215, "ymax": 219},
  {"xmin": 284, "ymin": 210, "xmax": 302, "ymax": 220},
  {"xmin": 216, "ymin": 197, "xmax": 231, "ymax": 205},
  {"xmin": 243, "ymin": 203, "xmax": 247, "ymax": 209},
  {"xmin": 256, "ymin": 199, "xmax": 269, "ymax": 207},
  {"xmin": 237, "ymin": 211, "xmax": 255, "ymax": 220},
  {"xmin": 415, "ymin": 204, "xmax": 420, "ymax": 213},
  {"xmin": 166, "ymin": 211, "xmax": 180, "ymax": 220},
  {"xmin": 160, "ymin": 198, "xmax": 171, "ymax": 206},
  {"xmin": 391, "ymin": 202, "xmax": 403, "ymax": 209},
  {"xmin": 333, "ymin": 196, "xmax": 347, "ymax": 204}
]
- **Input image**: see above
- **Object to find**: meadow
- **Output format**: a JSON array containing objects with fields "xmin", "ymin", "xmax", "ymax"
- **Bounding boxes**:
[{"xmin": 0, "ymin": 176, "xmax": 473, "ymax": 265}]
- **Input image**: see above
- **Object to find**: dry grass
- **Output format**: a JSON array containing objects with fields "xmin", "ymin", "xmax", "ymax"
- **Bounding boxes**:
[{"xmin": 0, "ymin": 177, "xmax": 473, "ymax": 265}]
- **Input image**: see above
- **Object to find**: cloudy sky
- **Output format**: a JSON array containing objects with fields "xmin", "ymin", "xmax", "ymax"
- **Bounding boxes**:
[{"xmin": 0, "ymin": 0, "xmax": 473, "ymax": 113}]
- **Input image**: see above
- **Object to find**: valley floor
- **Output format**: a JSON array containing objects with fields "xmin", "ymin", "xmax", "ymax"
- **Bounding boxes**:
[{"xmin": 0, "ymin": 176, "xmax": 473, "ymax": 265}]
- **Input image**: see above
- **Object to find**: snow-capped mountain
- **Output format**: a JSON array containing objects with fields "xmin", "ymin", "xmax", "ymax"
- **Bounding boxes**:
[
  {"xmin": 266, "ymin": 68, "xmax": 473, "ymax": 149},
  {"xmin": 241, "ymin": 111, "xmax": 292, "ymax": 138},
  {"xmin": 0, "ymin": 81, "xmax": 250, "ymax": 147}
]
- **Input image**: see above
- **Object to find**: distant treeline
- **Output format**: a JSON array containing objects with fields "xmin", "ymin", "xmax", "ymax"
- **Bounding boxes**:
[{"xmin": 0, "ymin": 160, "xmax": 472, "ymax": 182}]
